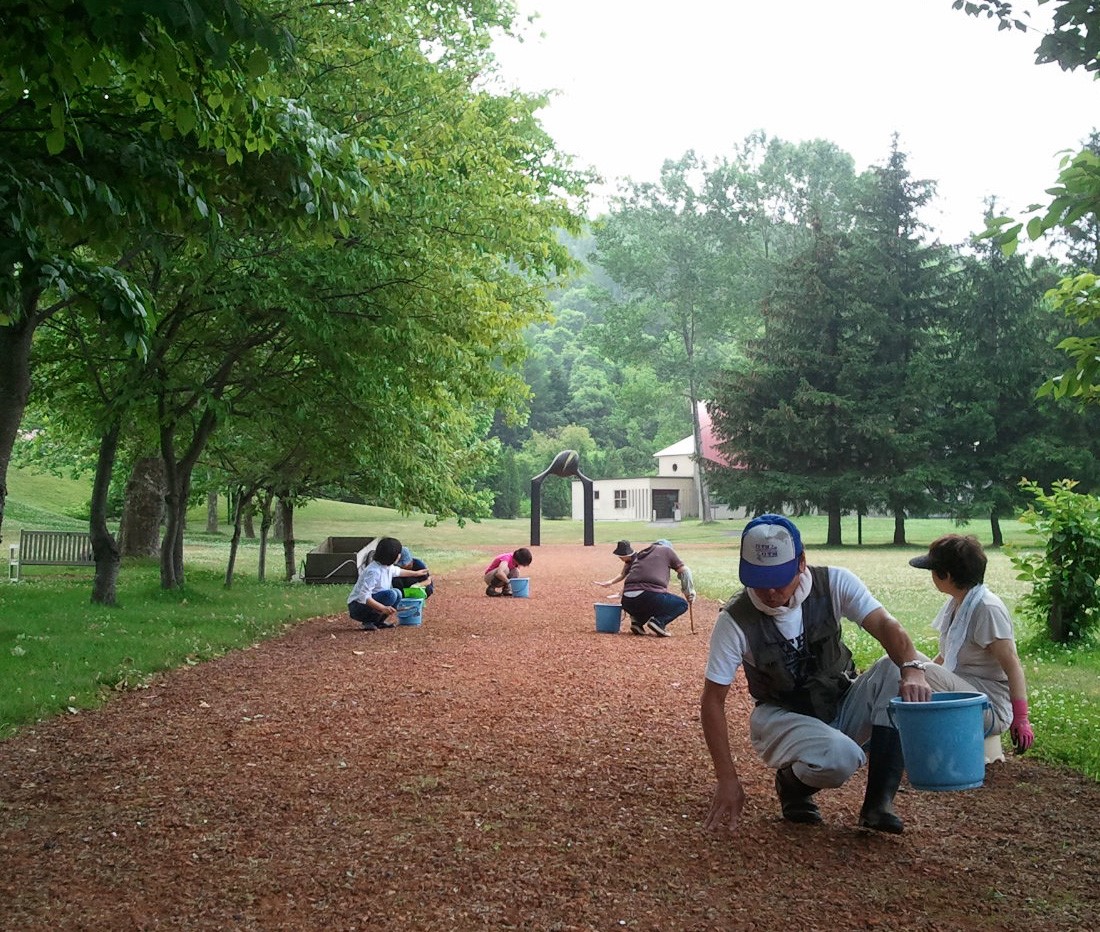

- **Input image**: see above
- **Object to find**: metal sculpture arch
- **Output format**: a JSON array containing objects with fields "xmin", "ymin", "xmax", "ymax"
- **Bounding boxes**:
[{"xmin": 530, "ymin": 449, "xmax": 593, "ymax": 547}]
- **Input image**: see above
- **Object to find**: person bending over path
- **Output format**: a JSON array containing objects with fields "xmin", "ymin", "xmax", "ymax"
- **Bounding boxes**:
[
  {"xmin": 701, "ymin": 514, "xmax": 932, "ymax": 837},
  {"xmin": 347, "ymin": 537, "xmax": 429, "ymax": 630},
  {"xmin": 394, "ymin": 546, "xmax": 435, "ymax": 600},
  {"xmin": 484, "ymin": 547, "xmax": 532, "ymax": 597},
  {"xmin": 620, "ymin": 540, "xmax": 695, "ymax": 638},
  {"xmin": 594, "ymin": 539, "xmax": 636, "ymax": 597}
]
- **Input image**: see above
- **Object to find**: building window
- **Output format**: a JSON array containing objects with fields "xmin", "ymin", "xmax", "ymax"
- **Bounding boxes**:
[
  {"xmin": 593, "ymin": 490, "xmax": 600, "ymax": 500},
  {"xmin": 672, "ymin": 463, "xmax": 678, "ymax": 472},
  {"xmin": 614, "ymin": 490, "xmax": 627, "ymax": 509}
]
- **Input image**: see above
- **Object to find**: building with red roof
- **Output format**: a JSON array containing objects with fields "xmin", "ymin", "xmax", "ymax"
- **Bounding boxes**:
[{"xmin": 569, "ymin": 403, "xmax": 745, "ymax": 523}]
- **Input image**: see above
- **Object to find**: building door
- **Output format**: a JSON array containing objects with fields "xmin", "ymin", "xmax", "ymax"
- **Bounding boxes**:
[{"xmin": 652, "ymin": 489, "xmax": 679, "ymax": 520}]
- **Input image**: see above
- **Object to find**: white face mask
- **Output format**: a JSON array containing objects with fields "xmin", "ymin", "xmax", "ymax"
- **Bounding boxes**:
[{"xmin": 747, "ymin": 568, "xmax": 812, "ymax": 616}]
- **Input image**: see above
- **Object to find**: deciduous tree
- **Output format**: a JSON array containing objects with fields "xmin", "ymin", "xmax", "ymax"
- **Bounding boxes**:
[
  {"xmin": 0, "ymin": 0, "xmax": 365, "ymax": 547},
  {"xmin": 962, "ymin": 1, "xmax": 1100, "ymax": 405}
]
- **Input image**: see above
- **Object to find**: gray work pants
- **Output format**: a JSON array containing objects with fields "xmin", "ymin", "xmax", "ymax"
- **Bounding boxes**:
[{"xmin": 748, "ymin": 656, "xmax": 902, "ymax": 790}]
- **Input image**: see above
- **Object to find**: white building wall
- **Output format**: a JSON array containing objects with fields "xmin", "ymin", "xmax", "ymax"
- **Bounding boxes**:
[
  {"xmin": 656, "ymin": 453, "xmax": 695, "ymax": 478},
  {"xmin": 571, "ymin": 477, "xmax": 699, "ymax": 521},
  {"xmin": 708, "ymin": 502, "xmax": 750, "ymax": 520},
  {"xmin": 571, "ymin": 477, "xmax": 649, "ymax": 521},
  {"xmin": 566, "ymin": 426, "xmax": 752, "ymax": 524}
]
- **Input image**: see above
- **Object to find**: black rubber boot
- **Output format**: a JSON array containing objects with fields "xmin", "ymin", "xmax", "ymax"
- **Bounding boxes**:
[
  {"xmin": 859, "ymin": 725, "xmax": 905, "ymax": 834},
  {"xmin": 775, "ymin": 765, "xmax": 822, "ymax": 824}
]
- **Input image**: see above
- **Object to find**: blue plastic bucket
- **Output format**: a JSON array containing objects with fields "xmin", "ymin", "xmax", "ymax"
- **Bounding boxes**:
[
  {"xmin": 510, "ymin": 577, "xmax": 530, "ymax": 598},
  {"xmin": 396, "ymin": 598, "xmax": 424, "ymax": 626},
  {"xmin": 889, "ymin": 691, "xmax": 993, "ymax": 791},
  {"xmin": 594, "ymin": 603, "xmax": 622, "ymax": 633}
]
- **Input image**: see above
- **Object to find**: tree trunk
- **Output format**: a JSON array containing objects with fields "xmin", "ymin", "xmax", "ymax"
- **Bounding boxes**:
[
  {"xmin": 257, "ymin": 489, "xmax": 275, "ymax": 583},
  {"xmin": 1048, "ymin": 599, "xmax": 1067, "ymax": 643},
  {"xmin": 244, "ymin": 506, "xmax": 255, "ymax": 539},
  {"xmin": 160, "ymin": 428, "xmax": 182, "ymax": 589},
  {"xmin": 272, "ymin": 502, "xmax": 285, "ymax": 542},
  {"xmin": 159, "ymin": 408, "xmax": 218, "ymax": 589},
  {"xmin": 118, "ymin": 456, "xmax": 165, "ymax": 557},
  {"xmin": 689, "ymin": 392, "xmax": 712, "ymax": 522},
  {"xmin": 989, "ymin": 510, "xmax": 1004, "ymax": 548},
  {"xmin": 89, "ymin": 421, "xmax": 123, "ymax": 605},
  {"xmin": 827, "ymin": 497, "xmax": 843, "ymax": 546},
  {"xmin": 160, "ymin": 491, "xmax": 188, "ymax": 589},
  {"xmin": 0, "ymin": 309, "xmax": 38, "ymax": 546},
  {"xmin": 279, "ymin": 496, "xmax": 297, "ymax": 581},
  {"xmin": 892, "ymin": 508, "xmax": 907, "ymax": 546},
  {"xmin": 225, "ymin": 486, "xmax": 253, "ymax": 588},
  {"xmin": 206, "ymin": 491, "xmax": 218, "ymax": 533}
]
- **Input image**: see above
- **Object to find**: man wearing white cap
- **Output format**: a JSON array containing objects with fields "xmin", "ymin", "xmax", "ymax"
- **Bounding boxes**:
[{"xmin": 700, "ymin": 514, "xmax": 932, "ymax": 835}]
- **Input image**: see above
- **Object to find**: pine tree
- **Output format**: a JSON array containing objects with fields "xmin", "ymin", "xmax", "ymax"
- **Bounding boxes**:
[{"xmin": 849, "ymin": 137, "xmax": 954, "ymax": 544}]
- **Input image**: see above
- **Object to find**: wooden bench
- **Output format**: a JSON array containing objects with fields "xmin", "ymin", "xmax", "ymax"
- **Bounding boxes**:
[{"xmin": 8, "ymin": 529, "xmax": 94, "ymax": 581}]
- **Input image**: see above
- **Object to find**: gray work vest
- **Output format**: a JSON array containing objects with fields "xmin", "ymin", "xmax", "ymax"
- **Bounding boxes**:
[{"xmin": 726, "ymin": 565, "xmax": 856, "ymax": 723}]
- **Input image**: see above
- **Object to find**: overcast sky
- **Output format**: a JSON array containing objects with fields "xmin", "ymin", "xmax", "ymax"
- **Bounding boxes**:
[{"xmin": 492, "ymin": 0, "xmax": 1100, "ymax": 245}]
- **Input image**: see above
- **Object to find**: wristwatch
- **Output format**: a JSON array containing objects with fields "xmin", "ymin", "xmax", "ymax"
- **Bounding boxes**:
[{"xmin": 900, "ymin": 660, "xmax": 928, "ymax": 671}]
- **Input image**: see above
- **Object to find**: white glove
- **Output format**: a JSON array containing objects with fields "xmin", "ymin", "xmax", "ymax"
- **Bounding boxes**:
[{"xmin": 678, "ymin": 566, "xmax": 695, "ymax": 600}]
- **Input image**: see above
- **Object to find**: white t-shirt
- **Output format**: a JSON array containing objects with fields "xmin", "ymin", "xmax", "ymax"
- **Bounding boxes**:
[
  {"xmin": 938, "ymin": 589, "xmax": 1014, "ymax": 721},
  {"xmin": 348, "ymin": 561, "xmax": 397, "ymax": 605},
  {"xmin": 704, "ymin": 567, "xmax": 882, "ymax": 686}
]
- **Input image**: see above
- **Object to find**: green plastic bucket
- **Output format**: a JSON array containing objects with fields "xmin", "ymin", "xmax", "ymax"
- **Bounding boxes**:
[
  {"xmin": 396, "ymin": 598, "xmax": 424, "ymax": 626},
  {"xmin": 889, "ymin": 691, "xmax": 993, "ymax": 791},
  {"xmin": 594, "ymin": 603, "xmax": 622, "ymax": 633}
]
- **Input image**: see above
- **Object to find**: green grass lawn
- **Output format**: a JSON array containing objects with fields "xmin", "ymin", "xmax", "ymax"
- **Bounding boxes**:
[{"xmin": 3, "ymin": 465, "xmax": 1096, "ymax": 779}]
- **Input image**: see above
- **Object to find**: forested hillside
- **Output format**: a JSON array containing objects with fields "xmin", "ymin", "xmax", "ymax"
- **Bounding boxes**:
[{"xmin": 485, "ymin": 135, "xmax": 1100, "ymax": 538}]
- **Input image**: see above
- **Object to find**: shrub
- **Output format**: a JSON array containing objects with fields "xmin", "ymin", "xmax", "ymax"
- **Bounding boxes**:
[{"xmin": 1011, "ymin": 479, "xmax": 1100, "ymax": 643}]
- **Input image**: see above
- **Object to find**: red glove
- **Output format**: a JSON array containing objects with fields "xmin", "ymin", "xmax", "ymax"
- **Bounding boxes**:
[{"xmin": 1010, "ymin": 698, "xmax": 1034, "ymax": 754}]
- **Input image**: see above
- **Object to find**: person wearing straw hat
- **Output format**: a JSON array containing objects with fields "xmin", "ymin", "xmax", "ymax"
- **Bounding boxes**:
[
  {"xmin": 700, "ymin": 514, "xmax": 932, "ymax": 836},
  {"xmin": 908, "ymin": 534, "xmax": 1034, "ymax": 756}
]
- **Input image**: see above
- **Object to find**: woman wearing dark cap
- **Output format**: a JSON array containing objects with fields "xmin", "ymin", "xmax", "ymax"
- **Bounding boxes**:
[{"xmin": 908, "ymin": 534, "xmax": 1034, "ymax": 755}]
